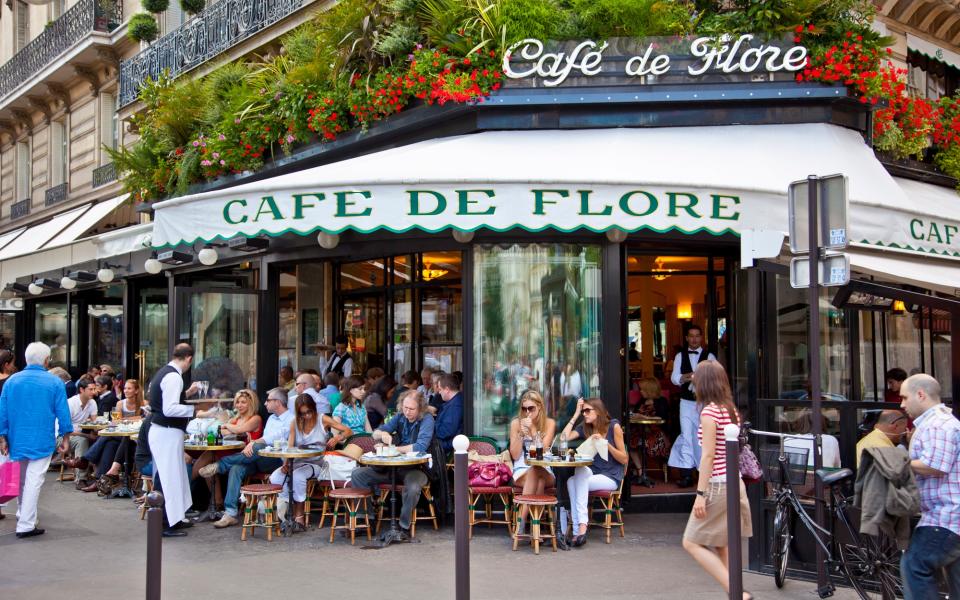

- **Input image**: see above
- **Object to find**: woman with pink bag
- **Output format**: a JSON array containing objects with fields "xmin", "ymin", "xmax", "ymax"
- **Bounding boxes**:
[{"xmin": 508, "ymin": 391, "xmax": 556, "ymax": 535}]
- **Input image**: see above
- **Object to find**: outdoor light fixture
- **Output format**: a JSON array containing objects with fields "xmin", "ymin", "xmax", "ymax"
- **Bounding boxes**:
[
  {"xmin": 36, "ymin": 278, "xmax": 61, "ymax": 290},
  {"xmin": 451, "ymin": 229, "xmax": 474, "ymax": 244},
  {"xmin": 9, "ymin": 282, "xmax": 30, "ymax": 294},
  {"xmin": 891, "ymin": 300, "xmax": 907, "ymax": 315},
  {"xmin": 28, "ymin": 282, "xmax": 42, "ymax": 295},
  {"xmin": 68, "ymin": 270, "xmax": 98, "ymax": 283},
  {"xmin": 198, "ymin": 246, "xmax": 219, "ymax": 266},
  {"xmin": 605, "ymin": 227, "xmax": 628, "ymax": 243},
  {"xmin": 157, "ymin": 250, "xmax": 193, "ymax": 265},
  {"xmin": 144, "ymin": 255, "xmax": 163, "ymax": 274},
  {"xmin": 421, "ymin": 263, "xmax": 449, "ymax": 281},
  {"xmin": 97, "ymin": 268, "xmax": 115, "ymax": 283},
  {"xmin": 228, "ymin": 236, "xmax": 269, "ymax": 252},
  {"xmin": 60, "ymin": 276, "xmax": 77, "ymax": 290},
  {"xmin": 317, "ymin": 232, "xmax": 339, "ymax": 249}
]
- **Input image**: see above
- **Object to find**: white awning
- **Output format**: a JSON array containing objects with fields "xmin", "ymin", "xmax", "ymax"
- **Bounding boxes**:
[
  {"xmin": 152, "ymin": 123, "xmax": 908, "ymax": 248},
  {"xmin": 907, "ymin": 33, "xmax": 960, "ymax": 70},
  {"xmin": 96, "ymin": 223, "xmax": 152, "ymax": 258},
  {"xmin": 42, "ymin": 194, "xmax": 129, "ymax": 250},
  {"xmin": 0, "ymin": 227, "xmax": 27, "ymax": 252},
  {"xmin": 848, "ymin": 248, "xmax": 960, "ymax": 297},
  {"xmin": 0, "ymin": 204, "xmax": 91, "ymax": 261}
]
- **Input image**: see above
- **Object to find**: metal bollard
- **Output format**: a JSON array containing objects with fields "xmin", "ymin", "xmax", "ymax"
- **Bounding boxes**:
[
  {"xmin": 146, "ymin": 491, "xmax": 164, "ymax": 600},
  {"xmin": 452, "ymin": 434, "xmax": 470, "ymax": 600},
  {"xmin": 723, "ymin": 424, "xmax": 743, "ymax": 600}
]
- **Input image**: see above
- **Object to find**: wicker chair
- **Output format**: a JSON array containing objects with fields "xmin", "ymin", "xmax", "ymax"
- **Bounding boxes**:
[
  {"xmin": 512, "ymin": 494, "xmax": 558, "ymax": 554},
  {"xmin": 465, "ymin": 436, "xmax": 514, "ymax": 538},
  {"xmin": 239, "ymin": 483, "xmax": 282, "ymax": 541},
  {"xmin": 588, "ymin": 466, "xmax": 627, "ymax": 543},
  {"xmin": 327, "ymin": 487, "xmax": 373, "ymax": 545}
]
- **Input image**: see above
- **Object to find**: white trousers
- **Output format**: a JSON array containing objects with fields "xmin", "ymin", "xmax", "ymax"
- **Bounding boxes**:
[
  {"xmin": 668, "ymin": 399, "xmax": 702, "ymax": 469},
  {"xmin": 270, "ymin": 461, "xmax": 323, "ymax": 503},
  {"xmin": 17, "ymin": 456, "xmax": 51, "ymax": 533},
  {"xmin": 566, "ymin": 466, "xmax": 617, "ymax": 531},
  {"xmin": 149, "ymin": 424, "xmax": 192, "ymax": 526}
]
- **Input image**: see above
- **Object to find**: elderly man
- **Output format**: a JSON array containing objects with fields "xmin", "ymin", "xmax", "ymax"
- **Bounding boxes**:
[
  {"xmin": 352, "ymin": 391, "xmax": 435, "ymax": 540},
  {"xmin": 0, "ymin": 342, "xmax": 73, "ymax": 538},
  {"xmin": 201, "ymin": 387, "xmax": 292, "ymax": 528},
  {"xmin": 899, "ymin": 374, "xmax": 960, "ymax": 599},
  {"xmin": 856, "ymin": 409, "xmax": 908, "ymax": 467},
  {"xmin": 293, "ymin": 372, "xmax": 329, "ymax": 416}
]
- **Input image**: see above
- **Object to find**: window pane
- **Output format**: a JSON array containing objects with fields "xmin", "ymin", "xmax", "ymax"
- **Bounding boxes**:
[
  {"xmin": 421, "ymin": 251, "xmax": 462, "ymax": 282},
  {"xmin": 138, "ymin": 288, "xmax": 168, "ymax": 383},
  {"xmin": 473, "ymin": 244, "xmax": 602, "ymax": 446},
  {"xmin": 422, "ymin": 286, "xmax": 461, "ymax": 344},
  {"xmin": 341, "ymin": 295, "xmax": 384, "ymax": 374},
  {"xmin": 0, "ymin": 312, "xmax": 16, "ymax": 353},
  {"xmin": 392, "ymin": 289, "xmax": 414, "ymax": 375},
  {"xmin": 36, "ymin": 302, "xmax": 75, "ymax": 369},
  {"xmin": 393, "ymin": 255, "xmax": 415, "ymax": 285},
  {"xmin": 930, "ymin": 309, "xmax": 952, "ymax": 402},
  {"xmin": 88, "ymin": 304, "xmax": 123, "ymax": 372},
  {"xmin": 424, "ymin": 345, "xmax": 462, "ymax": 373},
  {"xmin": 858, "ymin": 311, "xmax": 883, "ymax": 402},
  {"xmin": 183, "ymin": 292, "xmax": 257, "ymax": 398},
  {"xmin": 340, "ymin": 259, "xmax": 385, "ymax": 290},
  {"xmin": 278, "ymin": 267, "xmax": 297, "ymax": 370}
]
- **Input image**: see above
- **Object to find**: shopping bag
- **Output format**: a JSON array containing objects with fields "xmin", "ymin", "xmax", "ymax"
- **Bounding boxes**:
[{"xmin": 0, "ymin": 456, "xmax": 21, "ymax": 504}]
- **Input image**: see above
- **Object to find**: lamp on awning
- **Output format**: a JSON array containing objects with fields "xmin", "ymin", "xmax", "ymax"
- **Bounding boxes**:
[
  {"xmin": 67, "ymin": 270, "xmax": 98, "ymax": 283},
  {"xmin": 35, "ymin": 278, "xmax": 61, "ymax": 290},
  {"xmin": 228, "ymin": 236, "xmax": 269, "ymax": 252},
  {"xmin": 157, "ymin": 250, "xmax": 193, "ymax": 265}
]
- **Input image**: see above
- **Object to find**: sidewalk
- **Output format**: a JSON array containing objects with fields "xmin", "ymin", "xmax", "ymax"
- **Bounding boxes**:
[{"xmin": 0, "ymin": 473, "xmax": 857, "ymax": 599}]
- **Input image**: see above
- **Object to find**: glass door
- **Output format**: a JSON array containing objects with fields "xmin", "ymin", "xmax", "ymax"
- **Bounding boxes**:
[
  {"xmin": 137, "ymin": 287, "xmax": 169, "ymax": 384},
  {"xmin": 340, "ymin": 294, "xmax": 385, "ymax": 375},
  {"xmin": 176, "ymin": 288, "xmax": 258, "ymax": 399}
]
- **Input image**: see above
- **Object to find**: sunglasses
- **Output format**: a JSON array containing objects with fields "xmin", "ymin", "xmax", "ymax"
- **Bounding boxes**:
[
  {"xmin": 521, "ymin": 405, "xmax": 537, "ymax": 413},
  {"xmin": 581, "ymin": 408, "xmax": 595, "ymax": 414},
  {"xmin": 298, "ymin": 409, "xmax": 314, "ymax": 416}
]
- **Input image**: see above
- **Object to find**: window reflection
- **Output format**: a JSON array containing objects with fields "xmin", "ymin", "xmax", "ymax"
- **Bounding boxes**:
[
  {"xmin": 473, "ymin": 244, "xmax": 602, "ymax": 445},
  {"xmin": 36, "ymin": 301, "xmax": 77, "ymax": 369},
  {"xmin": 183, "ymin": 292, "xmax": 257, "ymax": 398}
]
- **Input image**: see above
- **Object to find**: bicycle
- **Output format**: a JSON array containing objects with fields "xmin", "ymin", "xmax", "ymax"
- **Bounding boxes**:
[{"xmin": 750, "ymin": 426, "xmax": 903, "ymax": 599}]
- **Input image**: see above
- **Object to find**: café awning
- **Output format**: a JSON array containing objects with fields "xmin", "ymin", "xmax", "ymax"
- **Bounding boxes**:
[{"xmin": 152, "ymin": 123, "xmax": 947, "ymax": 256}]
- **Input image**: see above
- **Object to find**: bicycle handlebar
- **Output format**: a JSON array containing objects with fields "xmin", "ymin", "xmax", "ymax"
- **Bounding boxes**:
[{"xmin": 747, "ymin": 427, "xmax": 821, "ymax": 442}]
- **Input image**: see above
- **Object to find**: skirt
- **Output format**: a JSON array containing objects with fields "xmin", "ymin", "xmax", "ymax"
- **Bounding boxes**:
[{"xmin": 683, "ymin": 479, "xmax": 753, "ymax": 547}]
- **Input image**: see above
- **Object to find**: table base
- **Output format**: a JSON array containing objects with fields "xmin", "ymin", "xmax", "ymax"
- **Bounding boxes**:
[{"xmin": 109, "ymin": 485, "xmax": 132, "ymax": 499}]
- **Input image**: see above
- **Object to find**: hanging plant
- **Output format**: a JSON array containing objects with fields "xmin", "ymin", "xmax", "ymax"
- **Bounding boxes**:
[
  {"xmin": 141, "ymin": 0, "xmax": 169, "ymax": 14},
  {"xmin": 180, "ymin": 0, "xmax": 205, "ymax": 15},
  {"xmin": 128, "ymin": 13, "xmax": 160, "ymax": 43}
]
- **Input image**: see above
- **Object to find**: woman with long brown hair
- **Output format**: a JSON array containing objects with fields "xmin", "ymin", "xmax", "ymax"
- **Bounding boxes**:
[
  {"xmin": 560, "ymin": 397, "xmax": 628, "ymax": 547},
  {"xmin": 508, "ymin": 390, "xmax": 556, "ymax": 532},
  {"xmin": 114, "ymin": 379, "xmax": 145, "ymax": 417},
  {"xmin": 681, "ymin": 360, "xmax": 753, "ymax": 600}
]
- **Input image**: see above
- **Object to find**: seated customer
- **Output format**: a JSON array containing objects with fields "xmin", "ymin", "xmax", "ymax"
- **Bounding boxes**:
[
  {"xmin": 334, "ymin": 376, "xmax": 372, "ymax": 434},
  {"xmin": 435, "ymin": 373, "xmax": 464, "ymax": 453},
  {"xmin": 201, "ymin": 387, "xmax": 294, "ymax": 528},
  {"xmin": 351, "ymin": 391, "xmax": 435, "ymax": 540},
  {"xmin": 96, "ymin": 380, "xmax": 148, "ymax": 488},
  {"xmin": 363, "ymin": 375, "xmax": 395, "ymax": 430},
  {"xmin": 268, "ymin": 394, "xmax": 352, "ymax": 531},
  {"xmin": 783, "ymin": 409, "xmax": 841, "ymax": 468},
  {"xmin": 509, "ymin": 390, "xmax": 556, "ymax": 534},
  {"xmin": 856, "ymin": 409, "xmax": 908, "ymax": 467},
  {"xmin": 628, "ymin": 377, "xmax": 671, "ymax": 480},
  {"xmin": 60, "ymin": 378, "xmax": 100, "ymax": 471}
]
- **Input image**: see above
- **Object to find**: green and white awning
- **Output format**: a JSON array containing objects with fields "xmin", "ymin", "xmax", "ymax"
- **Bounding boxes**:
[{"xmin": 152, "ymin": 123, "xmax": 958, "ymax": 261}]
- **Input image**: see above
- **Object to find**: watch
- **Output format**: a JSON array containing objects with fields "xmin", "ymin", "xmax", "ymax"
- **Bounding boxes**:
[{"xmin": 696, "ymin": 490, "xmax": 706, "ymax": 497}]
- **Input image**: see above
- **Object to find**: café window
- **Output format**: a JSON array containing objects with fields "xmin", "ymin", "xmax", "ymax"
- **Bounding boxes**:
[
  {"xmin": 473, "ymin": 244, "xmax": 602, "ymax": 446},
  {"xmin": 907, "ymin": 49, "xmax": 958, "ymax": 100},
  {"xmin": 35, "ymin": 301, "xmax": 78, "ymax": 369}
]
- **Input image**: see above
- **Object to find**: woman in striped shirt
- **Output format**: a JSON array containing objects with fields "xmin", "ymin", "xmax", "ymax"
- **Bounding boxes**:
[{"xmin": 681, "ymin": 360, "xmax": 753, "ymax": 600}]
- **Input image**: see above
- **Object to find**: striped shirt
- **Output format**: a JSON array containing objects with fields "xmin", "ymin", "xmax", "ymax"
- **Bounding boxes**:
[
  {"xmin": 697, "ymin": 403, "xmax": 739, "ymax": 479},
  {"xmin": 910, "ymin": 404, "xmax": 960, "ymax": 535}
]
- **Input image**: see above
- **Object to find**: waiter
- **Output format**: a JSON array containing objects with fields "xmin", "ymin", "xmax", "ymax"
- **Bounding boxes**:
[
  {"xmin": 147, "ymin": 343, "xmax": 197, "ymax": 537},
  {"xmin": 667, "ymin": 324, "xmax": 715, "ymax": 488},
  {"xmin": 322, "ymin": 334, "xmax": 353, "ymax": 378}
]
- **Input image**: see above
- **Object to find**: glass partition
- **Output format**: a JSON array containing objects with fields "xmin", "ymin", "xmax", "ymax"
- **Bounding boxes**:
[
  {"xmin": 137, "ymin": 288, "xmax": 168, "ymax": 384},
  {"xmin": 35, "ymin": 300, "xmax": 77, "ymax": 369},
  {"xmin": 473, "ymin": 244, "xmax": 602, "ymax": 445},
  {"xmin": 0, "ymin": 312, "xmax": 16, "ymax": 352},
  {"xmin": 88, "ymin": 304, "xmax": 123, "ymax": 372}
]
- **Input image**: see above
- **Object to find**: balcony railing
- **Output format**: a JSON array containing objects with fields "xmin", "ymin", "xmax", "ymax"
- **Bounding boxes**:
[
  {"xmin": 0, "ymin": 0, "xmax": 122, "ymax": 105},
  {"xmin": 119, "ymin": 0, "xmax": 304, "ymax": 106},
  {"xmin": 10, "ymin": 199, "xmax": 31, "ymax": 221},
  {"xmin": 92, "ymin": 162, "xmax": 117, "ymax": 188},
  {"xmin": 44, "ymin": 183, "xmax": 68, "ymax": 207}
]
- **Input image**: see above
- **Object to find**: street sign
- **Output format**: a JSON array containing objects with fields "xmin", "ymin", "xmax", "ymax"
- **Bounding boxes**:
[
  {"xmin": 790, "ymin": 253, "xmax": 850, "ymax": 288},
  {"xmin": 788, "ymin": 174, "xmax": 848, "ymax": 254}
]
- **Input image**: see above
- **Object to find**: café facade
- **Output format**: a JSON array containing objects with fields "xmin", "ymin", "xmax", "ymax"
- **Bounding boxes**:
[{"xmin": 8, "ymin": 36, "xmax": 960, "ymax": 574}]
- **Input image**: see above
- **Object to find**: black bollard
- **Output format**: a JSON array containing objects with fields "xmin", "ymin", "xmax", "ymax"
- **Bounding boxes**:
[
  {"xmin": 453, "ymin": 435, "xmax": 470, "ymax": 600},
  {"xmin": 146, "ymin": 491, "xmax": 164, "ymax": 600},
  {"xmin": 724, "ymin": 425, "xmax": 743, "ymax": 600}
]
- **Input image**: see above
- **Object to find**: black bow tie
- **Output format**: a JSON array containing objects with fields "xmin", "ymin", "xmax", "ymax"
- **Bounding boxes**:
[{"xmin": 687, "ymin": 349, "xmax": 700, "ymax": 354}]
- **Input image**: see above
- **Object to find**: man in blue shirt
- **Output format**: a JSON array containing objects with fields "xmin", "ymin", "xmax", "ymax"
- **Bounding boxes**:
[
  {"xmin": 352, "ymin": 391, "xmax": 435, "ymax": 539},
  {"xmin": 435, "ymin": 373, "xmax": 464, "ymax": 453},
  {"xmin": 0, "ymin": 342, "xmax": 72, "ymax": 539}
]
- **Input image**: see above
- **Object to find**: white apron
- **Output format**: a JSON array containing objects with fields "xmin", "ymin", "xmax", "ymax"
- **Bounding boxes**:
[
  {"xmin": 148, "ymin": 423, "xmax": 191, "ymax": 526},
  {"xmin": 667, "ymin": 399, "xmax": 702, "ymax": 470}
]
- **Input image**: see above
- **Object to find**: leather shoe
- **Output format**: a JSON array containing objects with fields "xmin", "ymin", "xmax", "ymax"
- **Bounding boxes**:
[
  {"xmin": 64, "ymin": 457, "xmax": 88, "ymax": 469},
  {"xmin": 16, "ymin": 528, "xmax": 45, "ymax": 539},
  {"xmin": 171, "ymin": 520, "xmax": 193, "ymax": 530},
  {"xmin": 572, "ymin": 534, "xmax": 587, "ymax": 547},
  {"xmin": 161, "ymin": 529, "xmax": 187, "ymax": 537},
  {"xmin": 80, "ymin": 481, "xmax": 99, "ymax": 493}
]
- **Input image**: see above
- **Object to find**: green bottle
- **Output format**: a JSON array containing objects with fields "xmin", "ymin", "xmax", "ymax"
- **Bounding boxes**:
[{"xmin": 207, "ymin": 426, "xmax": 216, "ymax": 446}]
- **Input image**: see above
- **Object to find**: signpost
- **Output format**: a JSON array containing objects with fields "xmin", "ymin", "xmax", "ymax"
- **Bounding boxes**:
[{"xmin": 787, "ymin": 174, "xmax": 848, "ymax": 596}]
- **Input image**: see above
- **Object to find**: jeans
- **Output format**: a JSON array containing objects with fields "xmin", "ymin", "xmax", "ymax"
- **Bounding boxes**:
[
  {"xmin": 901, "ymin": 525, "xmax": 960, "ymax": 600},
  {"xmin": 218, "ymin": 450, "xmax": 281, "ymax": 517},
  {"xmin": 351, "ymin": 466, "xmax": 428, "ymax": 530},
  {"xmin": 84, "ymin": 437, "xmax": 121, "ymax": 476},
  {"xmin": 139, "ymin": 460, "xmax": 192, "ymax": 483}
]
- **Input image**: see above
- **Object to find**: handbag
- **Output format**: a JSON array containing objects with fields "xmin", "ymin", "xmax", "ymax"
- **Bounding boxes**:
[
  {"xmin": 467, "ymin": 462, "xmax": 512, "ymax": 488},
  {"xmin": 0, "ymin": 455, "xmax": 20, "ymax": 504},
  {"xmin": 739, "ymin": 443, "xmax": 763, "ymax": 484}
]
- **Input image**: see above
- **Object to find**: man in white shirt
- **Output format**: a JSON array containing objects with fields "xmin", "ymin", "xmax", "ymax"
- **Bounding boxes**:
[
  {"xmin": 667, "ymin": 324, "xmax": 716, "ymax": 488},
  {"xmin": 60, "ymin": 378, "xmax": 99, "ymax": 468},
  {"xmin": 322, "ymin": 335, "xmax": 353, "ymax": 379},
  {"xmin": 293, "ymin": 373, "xmax": 329, "ymax": 415},
  {"xmin": 204, "ymin": 387, "xmax": 292, "ymax": 528}
]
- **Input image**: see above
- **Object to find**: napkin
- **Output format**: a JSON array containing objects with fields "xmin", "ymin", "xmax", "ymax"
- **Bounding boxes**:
[{"xmin": 576, "ymin": 437, "xmax": 608, "ymax": 461}]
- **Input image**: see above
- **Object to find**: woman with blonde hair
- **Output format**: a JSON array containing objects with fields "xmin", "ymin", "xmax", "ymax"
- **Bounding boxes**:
[
  {"xmin": 681, "ymin": 360, "xmax": 753, "ymax": 600},
  {"xmin": 561, "ymin": 397, "xmax": 628, "ymax": 547},
  {"xmin": 508, "ymin": 390, "xmax": 556, "ymax": 534}
]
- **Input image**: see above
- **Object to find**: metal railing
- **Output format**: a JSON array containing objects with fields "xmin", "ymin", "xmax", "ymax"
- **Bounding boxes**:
[
  {"xmin": 44, "ymin": 183, "xmax": 68, "ymax": 207},
  {"xmin": 0, "ymin": 0, "xmax": 122, "ymax": 105},
  {"xmin": 92, "ymin": 162, "xmax": 117, "ymax": 188},
  {"xmin": 10, "ymin": 198, "xmax": 31, "ymax": 220},
  {"xmin": 119, "ymin": 0, "xmax": 305, "ymax": 106}
]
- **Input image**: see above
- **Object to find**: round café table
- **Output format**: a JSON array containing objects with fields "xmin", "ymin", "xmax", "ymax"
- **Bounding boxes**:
[
  {"xmin": 629, "ymin": 414, "xmax": 665, "ymax": 488},
  {"xmin": 259, "ymin": 447, "xmax": 326, "ymax": 537},
  {"xmin": 98, "ymin": 427, "xmax": 141, "ymax": 498},
  {"xmin": 358, "ymin": 453, "xmax": 431, "ymax": 547},
  {"xmin": 527, "ymin": 455, "xmax": 594, "ymax": 544},
  {"xmin": 183, "ymin": 439, "xmax": 245, "ymax": 452},
  {"xmin": 79, "ymin": 422, "xmax": 109, "ymax": 432}
]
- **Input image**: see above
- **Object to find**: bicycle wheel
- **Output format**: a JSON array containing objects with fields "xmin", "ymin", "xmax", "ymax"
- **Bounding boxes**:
[
  {"xmin": 837, "ymin": 530, "xmax": 904, "ymax": 600},
  {"xmin": 772, "ymin": 501, "xmax": 791, "ymax": 588}
]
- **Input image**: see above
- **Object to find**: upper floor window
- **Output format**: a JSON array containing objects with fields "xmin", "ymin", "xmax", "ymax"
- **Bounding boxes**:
[
  {"xmin": 99, "ymin": 92, "xmax": 117, "ymax": 164},
  {"xmin": 16, "ymin": 140, "xmax": 31, "ymax": 201},
  {"xmin": 50, "ymin": 119, "xmax": 69, "ymax": 187},
  {"xmin": 907, "ymin": 49, "xmax": 958, "ymax": 101},
  {"xmin": 15, "ymin": 0, "xmax": 30, "ymax": 53},
  {"xmin": 50, "ymin": 0, "xmax": 66, "ymax": 20}
]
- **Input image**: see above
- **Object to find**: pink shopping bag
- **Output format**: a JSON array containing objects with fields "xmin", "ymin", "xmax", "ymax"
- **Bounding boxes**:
[{"xmin": 0, "ymin": 459, "xmax": 20, "ymax": 504}]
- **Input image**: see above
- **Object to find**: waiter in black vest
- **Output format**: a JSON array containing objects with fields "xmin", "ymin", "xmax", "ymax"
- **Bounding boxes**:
[
  {"xmin": 667, "ymin": 324, "xmax": 715, "ymax": 488},
  {"xmin": 147, "ymin": 343, "xmax": 197, "ymax": 537},
  {"xmin": 322, "ymin": 334, "xmax": 353, "ymax": 378}
]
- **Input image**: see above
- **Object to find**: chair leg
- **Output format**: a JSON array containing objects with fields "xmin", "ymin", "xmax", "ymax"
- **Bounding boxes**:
[
  {"xmin": 604, "ymin": 498, "xmax": 613, "ymax": 544},
  {"xmin": 329, "ymin": 498, "xmax": 339, "ymax": 543},
  {"xmin": 265, "ymin": 496, "xmax": 275, "ymax": 542},
  {"xmin": 363, "ymin": 498, "xmax": 372, "ymax": 540},
  {"xmin": 241, "ymin": 495, "xmax": 252, "ymax": 541},
  {"xmin": 410, "ymin": 507, "xmax": 417, "ymax": 539},
  {"xmin": 422, "ymin": 485, "xmax": 439, "ymax": 530},
  {"xmin": 376, "ymin": 489, "xmax": 388, "ymax": 534},
  {"xmin": 349, "ymin": 498, "xmax": 359, "ymax": 545},
  {"xmin": 548, "ymin": 507, "xmax": 558, "ymax": 552},
  {"xmin": 467, "ymin": 492, "xmax": 476, "ymax": 540},
  {"xmin": 531, "ymin": 506, "xmax": 542, "ymax": 555}
]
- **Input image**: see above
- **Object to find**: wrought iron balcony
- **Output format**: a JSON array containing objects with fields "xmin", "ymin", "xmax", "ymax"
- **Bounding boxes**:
[
  {"xmin": 0, "ymin": 0, "xmax": 122, "ymax": 105},
  {"xmin": 10, "ymin": 199, "xmax": 31, "ymax": 221},
  {"xmin": 92, "ymin": 162, "xmax": 117, "ymax": 188},
  {"xmin": 119, "ymin": 0, "xmax": 305, "ymax": 106},
  {"xmin": 44, "ymin": 183, "xmax": 68, "ymax": 207}
]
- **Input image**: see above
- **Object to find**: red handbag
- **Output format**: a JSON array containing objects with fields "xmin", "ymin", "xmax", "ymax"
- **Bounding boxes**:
[
  {"xmin": 0, "ymin": 458, "xmax": 20, "ymax": 504},
  {"xmin": 467, "ymin": 462, "xmax": 511, "ymax": 487}
]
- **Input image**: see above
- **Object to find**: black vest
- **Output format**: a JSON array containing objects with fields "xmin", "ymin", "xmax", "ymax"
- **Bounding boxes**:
[
  {"xmin": 679, "ymin": 349, "xmax": 700, "ymax": 401},
  {"xmin": 149, "ymin": 364, "xmax": 190, "ymax": 431},
  {"xmin": 328, "ymin": 352, "xmax": 352, "ymax": 377}
]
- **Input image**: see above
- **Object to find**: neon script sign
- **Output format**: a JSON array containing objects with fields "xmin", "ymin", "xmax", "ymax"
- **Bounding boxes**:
[{"xmin": 502, "ymin": 35, "xmax": 808, "ymax": 87}]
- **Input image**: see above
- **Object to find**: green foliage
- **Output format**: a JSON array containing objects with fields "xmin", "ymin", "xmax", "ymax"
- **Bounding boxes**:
[
  {"xmin": 934, "ymin": 146, "xmax": 960, "ymax": 190},
  {"xmin": 141, "ymin": 0, "xmax": 169, "ymax": 14},
  {"xmin": 376, "ymin": 21, "xmax": 422, "ymax": 58},
  {"xmin": 127, "ymin": 13, "xmax": 159, "ymax": 43},
  {"xmin": 500, "ymin": 0, "xmax": 567, "ymax": 44},
  {"xmin": 180, "ymin": 0, "xmax": 205, "ymax": 15},
  {"xmin": 566, "ymin": 0, "xmax": 693, "ymax": 39}
]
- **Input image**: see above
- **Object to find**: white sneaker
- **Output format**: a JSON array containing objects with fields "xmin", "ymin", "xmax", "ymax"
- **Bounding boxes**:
[
  {"xmin": 213, "ymin": 513, "xmax": 238, "ymax": 528},
  {"xmin": 198, "ymin": 462, "xmax": 219, "ymax": 478}
]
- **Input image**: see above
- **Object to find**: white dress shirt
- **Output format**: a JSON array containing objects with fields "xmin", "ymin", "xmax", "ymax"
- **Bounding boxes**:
[
  {"xmin": 159, "ymin": 361, "xmax": 194, "ymax": 419},
  {"xmin": 671, "ymin": 347, "xmax": 717, "ymax": 388},
  {"xmin": 261, "ymin": 410, "xmax": 295, "ymax": 445}
]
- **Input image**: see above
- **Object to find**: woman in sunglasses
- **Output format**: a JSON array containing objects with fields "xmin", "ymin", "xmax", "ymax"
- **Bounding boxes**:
[
  {"xmin": 560, "ymin": 397, "xmax": 627, "ymax": 547},
  {"xmin": 269, "ymin": 394, "xmax": 353, "ymax": 531},
  {"xmin": 509, "ymin": 390, "xmax": 556, "ymax": 533}
]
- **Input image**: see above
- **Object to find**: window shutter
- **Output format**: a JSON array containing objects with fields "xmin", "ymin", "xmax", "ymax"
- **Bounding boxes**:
[
  {"xmin": 16, "ymin": 141, "xmax": 31, "ymax": 201},
  {"xmin": 16, "ymin": 1, "xmax": 30, "ymax": 52},
  {"xmin": 99, "ymin": 93, "xmax": 116, "ymax": 163},
  {"xmin": 163, "ymin": 2, "xmax": 184, "ymax": 36}
]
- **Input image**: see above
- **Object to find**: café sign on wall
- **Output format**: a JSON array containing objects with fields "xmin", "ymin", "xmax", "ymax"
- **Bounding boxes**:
[{"xmin": 502, "ymin": 34, "xmax": 808, "ymax": 87}]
